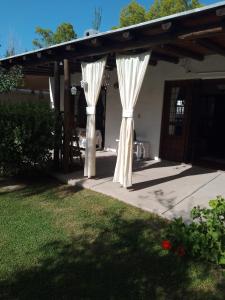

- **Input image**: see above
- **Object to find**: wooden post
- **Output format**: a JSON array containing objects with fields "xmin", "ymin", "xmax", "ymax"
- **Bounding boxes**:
[
  {"xmin": 63, "ymin": 59, "xmax": 71, "ymax": 172},
  {"xmin": 53, "ymin": 61, "xmax": 61, "ymax": 167}
]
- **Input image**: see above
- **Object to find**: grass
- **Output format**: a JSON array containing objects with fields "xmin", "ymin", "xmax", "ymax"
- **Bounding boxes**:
[{"xmin": 0, "ymin": 177, "xmax": 224, "ymax": 299}]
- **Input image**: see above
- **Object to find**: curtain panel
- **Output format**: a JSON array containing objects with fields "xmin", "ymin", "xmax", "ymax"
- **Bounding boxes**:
[
  {"xmin": 49, "ymin": 77, "xmax": 55, "ymax": 109},
  {"xmin": 113, "ymin": 51, "xmax": 151, "ymax": 188},
  {"xmin": 81, "ymin": 57, "xmax": 107, "ymax": 178}
]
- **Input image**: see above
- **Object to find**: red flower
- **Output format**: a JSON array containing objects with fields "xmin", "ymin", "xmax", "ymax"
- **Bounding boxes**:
[
  {"xmin": 162, "ymin": 240, "xmax": 172, "ymax": 250},
  {"xmin": 176, "ymin": 246, "xmax": 185, "ymax": 257}
]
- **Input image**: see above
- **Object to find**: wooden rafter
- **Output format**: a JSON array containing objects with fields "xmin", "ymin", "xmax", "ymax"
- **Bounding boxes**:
[
  {"xmin": 1, "ymin": 12, "xmax": 225, "ymax": 68},
  {"xmin": 196, "ymin": 38, "xmax": 225, "ymax": 56},
  {"xmin": 160, "ymin": 44, "xmax": 204, "ymax": 61},
  {"xmin": 90, "ymin": 38, "xmax": 102, "ymax": 47},
  {"xmin": 65, "ymin": 45, "xmax": 75, "ymax": 51},
  {"xmin": 151, "ymin": 52, "xmax": 179, "ymax": 64},
  {"xmin": 178, "ymin": 26, "xmax": 224, "ymax": 40}
]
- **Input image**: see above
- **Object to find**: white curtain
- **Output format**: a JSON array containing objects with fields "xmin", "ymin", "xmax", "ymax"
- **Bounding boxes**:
[
  {"xmin": 49, "ymin": 77, "xmax": 55, "ymax": 109},
  {"xmin": 113, "ymin": 51, "xmax": 151, "ymax": 188},
  {"xmin": 81, "ymin": 57, "xmax": 107, "ymax": 178}
]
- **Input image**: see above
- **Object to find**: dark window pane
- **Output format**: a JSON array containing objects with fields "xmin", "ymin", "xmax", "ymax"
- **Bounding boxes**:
[{"xmin": 168, "ymin": 87, "xmax": 185, "ymax": 136}]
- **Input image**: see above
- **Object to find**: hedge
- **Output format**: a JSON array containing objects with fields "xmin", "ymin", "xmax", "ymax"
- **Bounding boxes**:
[{"xmin": 0, "ymin": 102, "xmax": 56, "ymax": 175}]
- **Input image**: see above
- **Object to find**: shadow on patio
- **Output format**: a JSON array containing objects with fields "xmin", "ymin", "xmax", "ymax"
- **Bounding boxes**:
[
  {"xmin": 129, "ymin": 163, "xmax": 215, "ymax": 191},
  {"xmin": 53, "ymin": 151, "xmax": 224, "ymax": 221},
  {"xmin": 93, "ymin": 152, "xmax": 216, "ymax": 185}
]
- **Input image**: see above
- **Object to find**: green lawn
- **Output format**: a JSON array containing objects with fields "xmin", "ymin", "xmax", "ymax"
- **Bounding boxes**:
[{"xmin": 0, "ymin": 177, "xmax": 224, "ymax": 300}]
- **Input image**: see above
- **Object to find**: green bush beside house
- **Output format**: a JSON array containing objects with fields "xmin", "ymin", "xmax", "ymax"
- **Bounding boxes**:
[
  {"xmin": 165, "ymin": 197, "xmax": 225, "ymax": 266},
  {"xmin": 0, "ymin": 102, "xmax": 56, "ymax": 176}
]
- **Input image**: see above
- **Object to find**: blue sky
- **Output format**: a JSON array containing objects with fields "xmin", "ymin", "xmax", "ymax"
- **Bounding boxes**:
[{"xmin": 0, "ymin": 0, "xmax": 219, "ymax": 56}]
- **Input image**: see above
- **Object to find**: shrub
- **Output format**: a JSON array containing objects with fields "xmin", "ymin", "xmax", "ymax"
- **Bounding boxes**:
[
  {"xmin": 0, "ymin": 102, "xmax": 56, "ymax": 175},
  {"xmin": 0, "ymin": 66, "xmax": 23, "ymax": 93},
  {"xmin": 164, "ymin": 197, "xmax": 225, "ymax": 265}
]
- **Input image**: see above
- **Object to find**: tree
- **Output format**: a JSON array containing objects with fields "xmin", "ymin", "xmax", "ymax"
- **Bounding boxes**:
[
  {"xmin": 147, "ymin": 0, "xmax": 202, "ymax": 20},
  {"xmin": 114, "ymin": 0, "xmax": 147, "ymax": 28},
  {"xmin": 33, "ymin": 23, "xmax": 77, "ymax": 49},
  {"xmin": 0, "ymin": 39, "xmax": 23, "ymax": 93},
  {"xmin": 114, "ymin": 0, "xmax": 202, "ymax": 28}
]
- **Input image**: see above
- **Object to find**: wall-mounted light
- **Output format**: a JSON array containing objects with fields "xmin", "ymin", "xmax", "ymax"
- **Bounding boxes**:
[{"xmin": 71, "ymin": 85, "xmax": 77, "ymax": 95}]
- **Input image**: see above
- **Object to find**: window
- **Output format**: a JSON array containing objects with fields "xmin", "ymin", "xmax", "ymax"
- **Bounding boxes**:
[{"xmin": 168, "ymin": 87, "xmax": 185, "ymax": 136}]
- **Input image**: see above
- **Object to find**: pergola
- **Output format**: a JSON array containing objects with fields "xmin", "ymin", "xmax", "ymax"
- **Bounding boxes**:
[{"xmin": 1, "ymin": 2, "xmax": 225, "ymax": 175}]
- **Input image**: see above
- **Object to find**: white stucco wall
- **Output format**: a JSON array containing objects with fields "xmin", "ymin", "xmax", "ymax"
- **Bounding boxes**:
[{"xmin": 104, "ymin": 54, "xmax": 225, "ymax": 159}]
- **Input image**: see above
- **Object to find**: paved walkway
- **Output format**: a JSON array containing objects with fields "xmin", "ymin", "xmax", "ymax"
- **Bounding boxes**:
[{"xmin": 53, "ymin": 151, "xmax": 225, "ymax": 221}]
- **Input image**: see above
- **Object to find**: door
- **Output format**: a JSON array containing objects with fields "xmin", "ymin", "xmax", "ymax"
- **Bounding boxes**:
[
  {"xmin": 192, "ymin": 79, "xmax": 225, "ymax": 164},
  {"xmin": 160, "ymin": 81, "xmax": 192, "ymax": 162}
]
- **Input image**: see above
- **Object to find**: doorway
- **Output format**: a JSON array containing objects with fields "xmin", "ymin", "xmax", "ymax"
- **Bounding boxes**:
[
  {"xmin": 160, "ymin": 79, "xmax": 225, "ymax": 168},
  {"xmin": 192, "ymin": 79, "xmax": 225, "ymax": 167},
  {"xmin": 160, "ymin": 80, "xmax": 193, "ymax": 162}
]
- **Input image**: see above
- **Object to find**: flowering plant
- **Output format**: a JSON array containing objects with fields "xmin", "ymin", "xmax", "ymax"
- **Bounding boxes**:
[
  {"xmin": 161, "ymin": 240, "xmax": 185, "ymax": 257},
  {"xmin": 163, "ymin": 197, "xmax": 225, "ymax": 266},
  {"xmin": 161, "ymin": 240, "xmax": 172, "ymax": 250}
]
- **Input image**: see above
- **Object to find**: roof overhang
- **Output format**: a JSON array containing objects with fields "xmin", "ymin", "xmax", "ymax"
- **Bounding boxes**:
[{"xmin": 1, "ymin": 1, "xmax": 225, "ymax": 75}]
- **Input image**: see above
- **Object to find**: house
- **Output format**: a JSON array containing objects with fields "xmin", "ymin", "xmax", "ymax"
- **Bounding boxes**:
[{"xmin": 1, "ymin": 1, "xmax": 225, "ymax": 189}]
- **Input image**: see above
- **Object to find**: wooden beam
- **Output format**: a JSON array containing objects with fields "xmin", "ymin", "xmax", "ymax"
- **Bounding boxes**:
[
  {"xmin": 53, "ymin": 61, "xmax": 61, "ymax": 167},
  {"xmin": 9, "ymin": 56, "xmax": 57, "ymax": 68},
  {"xmin": 1, "ymin": 21, "xmax": 224, "ymax": 67},
  {"xmin": 72, "ymin": 32, "xmax": 173, "ymax": 60},
  {"xmin": 216, "ymin": 7, "xmax": 225, "ymax": 17},
  {"xmin": 196, "ymin": 38, "xmax": 225, "ymax": 56},
  {"xmin": 36, "ymin": 51, "xmax": 56, "ymax": 60},
  {"xmin": 105, "ymin": 51, "xmax": 159, "ymax": 66},
  {"xmin": 161, "ymin": 44, "xmax": 204, "ymax": 61},
  {"xmin": 4, "ymin": 31, "xmax": 180, "ymax": 66},
  {"xmin": 65, "ymin": 45, "xmax": 75, "ymax": 51},
  {"xmin": 122, "ymin": 31, "xmax": 134, "ymax": 40},
  {"xmin": 178, "ymin": 27, "xmax": 223, "ymax": 40},
  {"xmin": 90, "ymin": 38, "xmax": 102, "ymax": 47},
  {"xmin": 110, "ymin": 31, "xmax": 134, "ymax": 42},
  {"xmin": 22, "ymin": 56, "xmax": 34, "ymax": 64},
  {"xmin": 72, "ymin": 22, "xmax": 223, "ymax": 60},
  {"xmin": 161, "ymin": 22, "xmax": 172, "ymax": 31},
  {"xmin": 63, "ymin": 59, "xmax": 71, "ymax": 173},
  {"xmin": 151, "ymin": 52, "xmax": 179, "ymax": 64}
]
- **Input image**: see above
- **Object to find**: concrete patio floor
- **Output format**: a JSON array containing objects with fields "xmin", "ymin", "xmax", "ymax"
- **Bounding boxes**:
[{"xmin": 53, "ymin": 151, "xmax": 225, "ymax": 221}]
